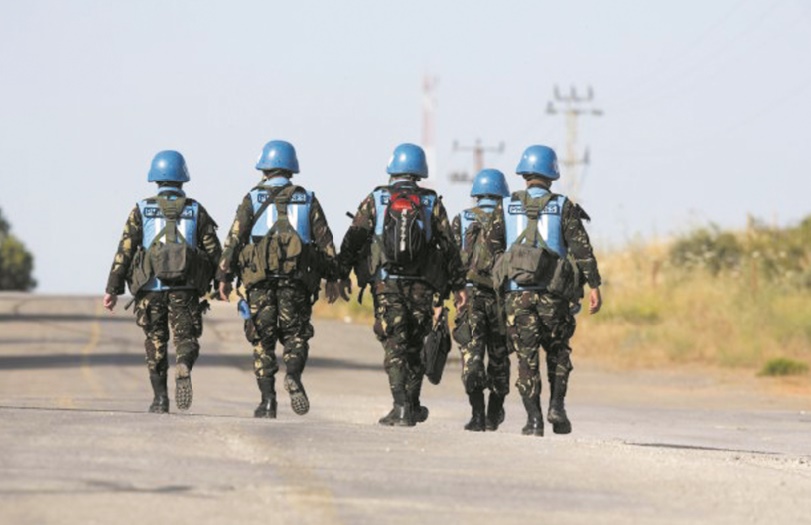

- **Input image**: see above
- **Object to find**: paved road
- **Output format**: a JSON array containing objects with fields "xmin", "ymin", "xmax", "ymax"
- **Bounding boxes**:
[{"xmin": 1, "ymin": 294, "xmax": 809, "ymax": 525}]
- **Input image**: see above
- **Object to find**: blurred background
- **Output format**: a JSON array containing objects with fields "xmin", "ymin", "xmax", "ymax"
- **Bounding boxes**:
[{"xmin": 1, "ymin": 0, "xmax": 810, "ymax": 378}]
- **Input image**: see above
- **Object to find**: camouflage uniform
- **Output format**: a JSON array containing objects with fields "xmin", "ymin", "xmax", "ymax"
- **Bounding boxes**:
[
  {"xmin": 217, "ymin": 179, "xmax": 338, "ymax": 416},
  {"xmin": 490, "ymin": 192, "xmax": 601, "ymax": 433},
  {"xmin": 338, "ymin": 180, "xmax": 465, "ymax": 425},
  {"xmin": 105, "ymin": 196, "xmax": 221, "ymax": 409},
  {"xmin": 451, "ymin": 213, "xmax": 510, "ymax": 430}
]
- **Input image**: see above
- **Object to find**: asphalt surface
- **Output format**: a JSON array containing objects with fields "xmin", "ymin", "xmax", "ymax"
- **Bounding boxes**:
[{"xmin": 1, "ymin": 293, "xmax": 810, "ymax": 525}]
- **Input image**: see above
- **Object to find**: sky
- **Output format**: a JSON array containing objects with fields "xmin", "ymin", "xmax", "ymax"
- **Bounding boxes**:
[{"xmin": 1, "ymin": 0, "xmax": 810, "ymax": 294}]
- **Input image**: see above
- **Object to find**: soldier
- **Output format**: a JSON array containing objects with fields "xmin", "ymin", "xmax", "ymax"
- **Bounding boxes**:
[
  {"xmin": 490, "ymin": 145, "xmax": 602, "ymax": 436},
  {"xmin": 331, "ymin": 143, "xmax": 467, "ymax": 427},
  {"xmin": 103, "ymin": 150, "xmax": 222, "ymax": 414},
  {"xmin": 217, "ymin": 140, "xmax": 339, "ymax": 419},
  {"xmin": 451, "ymin": 169, "xmax": 511, "ymax": 431}
]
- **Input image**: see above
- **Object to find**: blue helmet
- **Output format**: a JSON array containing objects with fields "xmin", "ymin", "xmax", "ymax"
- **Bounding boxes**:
[
  {"xmin": 471, "ymin": 168, "xmax": 509, "ymax": 197},
  {"xmin": 516, "ymin": 145, "xmax": 559, "ymax": 180},
  {"xmin": 148, "ymin": 150, "xmax": 190, "ymax": 183},
  {"xmin": 255, "ymin": 140, "xmax": 300, "ymax": 173},
  {"xmin": 386, "ymin": 143, "xmax": 428, "ymax": 178}
]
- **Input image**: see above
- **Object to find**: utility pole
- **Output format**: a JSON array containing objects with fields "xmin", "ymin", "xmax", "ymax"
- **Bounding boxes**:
[
  {"xmin": 546, "ymin": 85, "xmax": 602, "ymax": 201},
  {"xmin": 449, "ymin": 138, "xmax": 504, "ymax": 183}
]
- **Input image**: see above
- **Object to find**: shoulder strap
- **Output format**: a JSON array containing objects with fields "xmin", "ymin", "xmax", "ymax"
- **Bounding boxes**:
[
  {"xmin": 514, "ymin": 192, "xmax": 555, "ymax": 248},
  {"xmin": 248, "ymin": 184, "xmax": 305, "ymax": 239},
  {"xmin": 152, "ymin": 195, "xmax": 188, "ymax": 245}
]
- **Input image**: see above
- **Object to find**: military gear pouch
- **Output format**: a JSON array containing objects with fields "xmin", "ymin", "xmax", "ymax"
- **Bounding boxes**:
[
  {"xmin": 493, "ymin": 192, "xmax": 560, "ymax": 288},
  {"xmin": 423, "ymin": 307, "xmax": 452, "ymax": 385},
  {"xmin": 128, "ymin": 246, "xmax": 151, "ymax": 295},
  {"xmin": 239, "ymin": 185, "xmax": 313, "ymax": 291},
  {"xmin": 462, "ymin": 208, "xmax": 497, "ymax": 288}
]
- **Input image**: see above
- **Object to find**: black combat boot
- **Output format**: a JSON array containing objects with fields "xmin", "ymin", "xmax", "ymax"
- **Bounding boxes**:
[
  {"xmin": 284, "ymin": 373, "xmax": 310, "ymax": 415},
  {"xmin": 148, "ymin": 373, "xmax": 169, "ymax": 414},
  {"xmin": 485, "ymin": 392, "xmax": 506, "ymax": 431},
  {"xmin": 378, "ymin": 403, "xmax": 415, "ymax": 427},
  {"xmin": 254, "ymin": 377, "xmax": 277, "ymax": 419},
  {"xmin": 409, "ymin": 375, "xmax": 429, "ymax": 423},
  {"xmin": 548, "ymin": 372, "xmax": 572, "ymax": 434},
  {"xmin": 464, "ymin": 389, "xmax": 486, "ymax": 431},
  {"xmin": 521, "ymin": 395, "xmax": 544, "ymax": 437},
  {"xmin": 175, "ymin": 362, "xmax": 193, "ymax": 411}
]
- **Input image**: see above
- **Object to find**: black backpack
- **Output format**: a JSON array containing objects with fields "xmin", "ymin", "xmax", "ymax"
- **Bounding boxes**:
[{"xmin": 382, "ymin": 187, "xmax": 427, "ymax": 270}]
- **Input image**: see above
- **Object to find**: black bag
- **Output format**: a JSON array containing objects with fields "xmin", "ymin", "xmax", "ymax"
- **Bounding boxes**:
[
  {"xmin": 382, "ymin": 187, "xmax": 427, "ymax": 270},
  {"xmin": 423, "ymin": 307, "xmax": 451, "ymax": 385}
]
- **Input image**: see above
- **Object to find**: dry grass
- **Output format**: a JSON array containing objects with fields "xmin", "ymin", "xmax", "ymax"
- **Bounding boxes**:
[{"xmin": 574, "ymin": 241, "xmax": 811, "ymax": 390}]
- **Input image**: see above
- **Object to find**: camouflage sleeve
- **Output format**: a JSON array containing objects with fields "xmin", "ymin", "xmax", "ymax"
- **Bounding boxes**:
[
  {"xmin": 105, "ymin": 205, "xmax": 142, "ymax": 295},
  {"xmin": 433, "ymin": 198, "xmax": 465, "ymax": 292},
  {"xmin": 336, "ymin": 193, "xmax": 375, "ymax": 279},
  {"xmin": 309, "ymin": 195, "xmax": 339, "ymax": 280},
  {"xmin": 562, "ymin": 199, "xmax": 602, "ymax": 288},
  {"xmin": 451, "ymin": 213, "xmax": 462, "ymax": 250},
  {"xmin": 486, "ymin": 200, "xmax": 507, "ymax": 257},
  {"xmin": 196, "ymin": 203, "xmax": 222, "ymax": 273},
  {"xmin": 216, "ymin": 194, "xmax": 254, "ymax": 283}
]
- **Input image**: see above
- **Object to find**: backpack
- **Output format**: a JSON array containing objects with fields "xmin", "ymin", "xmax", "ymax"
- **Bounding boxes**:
[
  {"xmin": 129, "ymin": 196, "xmax": 213, "ymax": 295},
  {"xmin": 381, "ymin": 187, "xmax": 427, "ymax": 272},
  {"xmin": 461, "ymin": 207, "xmax": 497, "ymax": 288},
  {"xmin": 238, "ymin": 185, "xmax": 308, "ymax": 290},
  {"xmin": 493, "ymin": 192, "xmax": 561, "ymax": 288}
]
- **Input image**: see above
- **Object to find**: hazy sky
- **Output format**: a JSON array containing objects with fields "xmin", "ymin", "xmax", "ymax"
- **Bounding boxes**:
[{"xmin": 1, "ymin": 0, "xmax": 810, "ymax": 293}]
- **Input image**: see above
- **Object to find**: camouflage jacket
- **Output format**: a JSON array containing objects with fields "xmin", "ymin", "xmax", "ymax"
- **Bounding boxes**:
[
  {"xmin": 105, "ymin": 196, "xmax": 222, "ymax": 295},
  {"xmin": 489, "ymin": 191, "xmax": 602, "ymax": 289},
  {"xmin": 216, "ymin": 183, "xmax": 339, "ymax": 283},
  {"xmin": 337, "ymin": 181, "xmax": 466, "ymax": 296}
]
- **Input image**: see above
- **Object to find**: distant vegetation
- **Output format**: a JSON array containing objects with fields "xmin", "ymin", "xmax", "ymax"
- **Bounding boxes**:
[
  {"xmin": 576, "ymin": 215, "xmax": 811, "ymax": 378},
  {"xmin": 0, "ymin": 208, "xmax": 36, "ymax": 291}
]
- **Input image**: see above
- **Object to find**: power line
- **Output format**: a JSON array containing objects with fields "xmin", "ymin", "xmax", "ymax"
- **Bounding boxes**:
[
  {"xmin": 449, "ymin": 138, "xmax": 504, "ymax": 184},
  {"xmin": 546, "ymin": 85, "xmax": 603, "ymax": 201}
]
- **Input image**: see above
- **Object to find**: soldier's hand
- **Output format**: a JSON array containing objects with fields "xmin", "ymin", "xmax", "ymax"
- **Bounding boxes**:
[
  {"xmin": 219, "ymin": 281, "xmax": 233, "ymax": 302},
  {"xmin": 103, "ymin": 293, "xmax": 117, "ymax": 312},
  {"xmin": 324, "ymin": 281, "xmax": 340, "ymax": 304},
  {"xmin": 589, "ymin": 287, "xmax": 602, "ymax": 314},
  {"xmin": 454, "ymin": 289, "xmax": 468, "ymax": 309},
  {"xmin": 433, "ymin": 306, "xmax": 444, "ymax": 325},
  {"xmin": 339, "ymin": 279, "xmax": 352, "ymax": 301}
]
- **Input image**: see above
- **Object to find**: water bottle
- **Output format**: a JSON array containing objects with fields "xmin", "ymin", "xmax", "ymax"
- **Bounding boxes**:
[{"xmin": 237, "ymin": 299, "xmax": 251, "ymax": 320}]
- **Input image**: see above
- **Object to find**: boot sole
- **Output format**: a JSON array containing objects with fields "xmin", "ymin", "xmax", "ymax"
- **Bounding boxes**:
[
  {"xmin": 552, "ymin": 422, "xmax": 572, "ymax": 434},
  {"xmin": 175, "ymin": 364, "xmax": 192, "ymax": 411},
  {"xmin": 284, "ymin": 376, "xmax": 310, "ymax": 415}
]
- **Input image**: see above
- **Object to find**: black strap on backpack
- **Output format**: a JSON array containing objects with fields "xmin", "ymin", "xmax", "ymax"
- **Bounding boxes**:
[
  {"xmin": 513, "ymin": 192, "xmax": 556, "ymax": 249},
  {"xmin": 151, "ymin": 195, "xmax": 188, "ymax": 246}
]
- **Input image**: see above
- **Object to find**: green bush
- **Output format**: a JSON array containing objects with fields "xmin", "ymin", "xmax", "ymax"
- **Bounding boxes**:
[{"xmin": 758, "ymin": 357, "xmax": 809, "ymax": 377}]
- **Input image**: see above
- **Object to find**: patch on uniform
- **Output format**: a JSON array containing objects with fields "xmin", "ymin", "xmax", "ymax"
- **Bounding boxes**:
[
  {"xmin": 289, "ymin": 191, "xmax": 307, "ymax": 203},
  {"xmin": 508, "ymin": 204, "xmax": 525, "ymax": 215},
  {"xmin": 143, "ymin": 206, "xmax": 193, "ymax": 219},
  {"xmin": 464, "ymin": 210, "xmax": 478, "ymax": 220},
  {"xmin": 380, "ymin": 194, "xmax": 390, "ymax": 205},
  {"xmin": 257, "ymin": 192, "xmax": 269, "ymax": 203},
  {"xmin": 541, "ymin": 203, "xmax": 560, "ymax": 215}
]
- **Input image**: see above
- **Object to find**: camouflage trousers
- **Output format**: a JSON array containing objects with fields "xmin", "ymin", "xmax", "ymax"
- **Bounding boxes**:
[
  {"xmin": 503, "ymin": 290, "xmax": 575, "ymax": 399},
  {"xmin": 373, "ymin": 279, "xmax": 435, "ymax": 405},
  {"xmin": 244, "ymin": 278, "xmax": 314, "ymax": 379},
  {"xmin": 134, "ymin": 290, "xmax": 205, "ymax": 376},
  {"xmin": 452, "ymin": 286, "xmax": 510, "ymax": 396}
]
